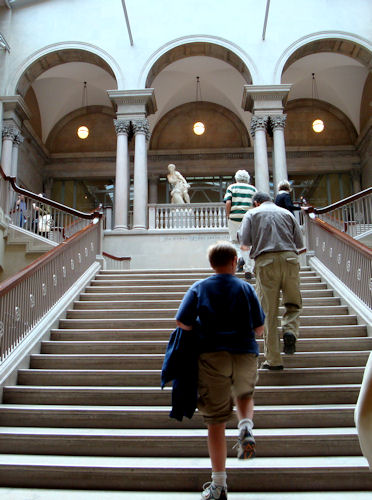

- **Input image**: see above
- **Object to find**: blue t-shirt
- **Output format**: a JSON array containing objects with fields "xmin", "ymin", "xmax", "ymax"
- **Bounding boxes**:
[{"xmin": 175, "ymin": 274, "xmax": 264, "ymax": 355}]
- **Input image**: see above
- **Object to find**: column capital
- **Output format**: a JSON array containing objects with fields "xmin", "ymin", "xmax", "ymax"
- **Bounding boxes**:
[
  {"xmin": 132, "ymin": 118, "xmax": 150, "ymax": 141},
  {"xmin": 2, "ymin": 126, "xmax": 17, "ymax": 140},
  {"xmin": 114, "ymin": 119, "xmax": 131, "ymax": 135},
  {"xmin": 270, "ymin": 114, "xmax": 287, "ymax": 130},
  {"xmin": 250, "ymin": 115, "xmax": 268, "ymax": 137},
  {"xmin": 13, "ymin": 131, "xmax": 24, "ymax": 146}
]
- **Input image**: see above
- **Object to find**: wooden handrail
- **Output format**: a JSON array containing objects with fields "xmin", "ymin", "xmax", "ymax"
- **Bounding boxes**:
[
  {"xmin": 102, "ymin": 251, "xmax": 131, "ymax": 261},
  {"xmin": 0, "ymin": 222, "xmax": 99, "ymax": 295},
  {"xmin": 311, "ymin": 188, "xmax": 372, "ymax": 215},
  {"xmin": 0, "ymin": 164, "xmax": 101, "ymax": 220},
  {"xmin": 310, "ymin": 216, "xmax": 372, "ymax": 258}
]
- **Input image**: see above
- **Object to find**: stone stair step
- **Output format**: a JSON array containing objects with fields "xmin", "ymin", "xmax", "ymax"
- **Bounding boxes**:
[
  {"xmin": 85, "ymin": 282, "xmax": 328, "ymax": 292},
  {"xmin": 1, "ymin": 489, "xmax": 371, "ymax": 500},
  {"xmin": 2, "ymin": 384, "xmax": 361, "ymax": 405},
  {"xmin": 74, "ymin": 296, "xmax": 343, "ymax": 309},
  {"xmin": 58, "ymin": 315, "xmax": 358, "ymax": 329},
  {"xmin": 0, "ymin": 455, "xmax": 370, "ymax": 491},
  {"xmin": 65, "ymin": 305, "xmax": 350, "ymax": 318},
  {"xmin": 17, "ymin": 367, "xmax": 365, "ymax": 387},
  {"xmin": 39, "ymin": 337, "xmax": 372, "ymax": 354},
  {"xmin": 80, "ymin": 289, "xmax": 336, "ymax": 300},
  {"xmin": 0, "ymin": 404, "xmax": 356, "ymax": 429},
  {"xmin": 29, "ymin": 351, "xmax": 370, "ymax": 369},
  {"xmin": 91, "ymin": 276, "xmax": 322, "ymax": 284},
  {"xmin": 0, "ymin": 427, "xmax": 360, "ymax": 457},
  {"xmin": 49, "ymin": 324, "xmax": 368, "ymax": 341}
]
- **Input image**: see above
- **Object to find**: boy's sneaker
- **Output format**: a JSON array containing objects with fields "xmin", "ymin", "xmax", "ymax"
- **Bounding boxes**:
[
  {"xmin": 201, "ymin": 482, "xmax": 228, "ymax": 499},
  {"xmin": 233, "ymin": 426, "xmax": 256, "ymax": 459}
]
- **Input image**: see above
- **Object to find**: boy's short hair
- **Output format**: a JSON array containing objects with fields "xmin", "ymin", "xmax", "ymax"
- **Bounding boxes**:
[{"xmin": 208, "ymin": 241, "xmax": 237, "ymax": 268}]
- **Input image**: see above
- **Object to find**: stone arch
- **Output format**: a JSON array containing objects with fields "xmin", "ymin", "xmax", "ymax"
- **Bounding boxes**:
[
  {"xmin": 275, "ymin": 32, "xmax": 372, "ymax": 83},
  {"xmin": 9, "ymin": 42, "xmax": 122, "ymax": 97},
  {"xmin": 140, "ymin": 35, "xmax": 257, "ymax": 88},
  {"xmin": 150, "ymin": 101, "xmax": 250, "ymax": 150},
  {"xmin": 46, "ymin": 105, "xmax": 116, "ymax": 153},
  {"xmin": 283, "ymin": 98, "xmax": 358, "ymax": 146}
]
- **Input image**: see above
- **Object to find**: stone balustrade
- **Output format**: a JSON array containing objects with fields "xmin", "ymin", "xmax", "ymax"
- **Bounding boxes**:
[{"xmin": 148, "ymin": 203, "xmax": 228, "ymax": 230}]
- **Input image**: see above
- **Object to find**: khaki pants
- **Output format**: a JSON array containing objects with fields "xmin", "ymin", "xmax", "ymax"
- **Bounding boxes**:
[
  {"xmin": 255, "ymin": 251, "xmax": 302, "ymax": 366},
  {"xmin": 228, "ymin": 219, "xmax": 254, "ymax": 272}
]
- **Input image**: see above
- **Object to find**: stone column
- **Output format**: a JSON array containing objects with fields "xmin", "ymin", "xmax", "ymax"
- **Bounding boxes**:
[
  {"xmin": 132, "ymin": 118, "xmax": 150, "ymax": 230},
  {"xmin": 250, "ymin": 116, "xmax": 270, "ymax": 193},
  {"xmin": 1, "ymin": 126, "xmax": 16, "ymax": 176},
  {"xmin": 11, "ymin": 131, "xmax": 24, "ymax": 178},
  {"xmin": 271, "ymin": 114, "xmax": 288, "ymax": 193},
  {"xmin": 113, "ymin": 119, "xmax": 131, "ymax": 230}
]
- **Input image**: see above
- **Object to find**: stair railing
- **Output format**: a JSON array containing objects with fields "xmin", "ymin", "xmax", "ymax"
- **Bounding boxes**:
[
  {"xmin": 0, "ymin": 220, "xmax": 102, "ymax": 364},
  {"xmin": 310, "ymin": 188, "xmax": 372, "ymax": 239},
  {"xmin": 1, "ymin": 165, "xmax": 101, "ymax": 242},
  {"xmin": 303, "ymin": 189, "xmax": 372, "ymax": 310}
]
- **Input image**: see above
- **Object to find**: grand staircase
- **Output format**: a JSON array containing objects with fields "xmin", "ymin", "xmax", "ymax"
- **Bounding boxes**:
[{"xmin": 0, "ymin": 266, "xmax": 372, "ymax": 497}]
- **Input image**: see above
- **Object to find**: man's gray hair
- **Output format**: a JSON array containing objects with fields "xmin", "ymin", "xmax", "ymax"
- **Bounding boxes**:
[
  {"xmin": 235, "ymin": 170, "xmax": 250, "ymax": 183},
  {"xmin": 252, "ymin": 191, "xmax": 272, "ymax": 204}
]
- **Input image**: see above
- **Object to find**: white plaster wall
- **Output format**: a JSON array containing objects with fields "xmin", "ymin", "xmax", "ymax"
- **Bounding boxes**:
[
  {"xmin": 1, "ymin": 0, "xmax": 371, "ymax": 94},
  {"xmin": 103, "ymin": 229, "xmax": 229, "ymax": 269}
]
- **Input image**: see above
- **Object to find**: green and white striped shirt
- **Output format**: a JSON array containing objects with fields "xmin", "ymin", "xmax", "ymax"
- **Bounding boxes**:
[{"xmin": 224, "ymin": 182, "xmax": 257, "ymax": 222}]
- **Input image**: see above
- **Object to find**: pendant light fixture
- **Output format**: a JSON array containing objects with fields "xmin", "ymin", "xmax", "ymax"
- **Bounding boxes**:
[
  {"xmin": 77, "ymin": 81, "xmax": 89, "ymax": 139},
  {"xmin": 193, "ymin": 76, "xmax": 205, "ymax": 135},
  {"xmin": 311, "ymin": 73, "xmax": 324, "ymax": 133}
]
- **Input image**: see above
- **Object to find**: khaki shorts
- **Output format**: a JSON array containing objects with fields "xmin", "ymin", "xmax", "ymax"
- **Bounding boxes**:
[{"xmin": 197, "ymin": 351, "xmax": 258, "ymax": 425}]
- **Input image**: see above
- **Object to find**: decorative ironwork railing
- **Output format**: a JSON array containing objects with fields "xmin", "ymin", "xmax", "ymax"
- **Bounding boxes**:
[
  {"xmin": 148, "ymin": 203, "xmax": 228, "ymax": 230},
  {"xmin": 0, "ymin": 221, "xmax": 102, "ymax": 364},
  {"xmin": 1, "ymin": 165, "xmax": 101, "ymax": 242},
  {"xmin": 312, "ymin": 188, "xmax": 372, "ymax": 239}
]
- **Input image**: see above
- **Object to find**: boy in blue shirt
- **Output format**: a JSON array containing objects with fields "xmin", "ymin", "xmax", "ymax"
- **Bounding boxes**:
[{"xmin": 176, "ymin": 241, "xmax": 265, "ymax": 500}]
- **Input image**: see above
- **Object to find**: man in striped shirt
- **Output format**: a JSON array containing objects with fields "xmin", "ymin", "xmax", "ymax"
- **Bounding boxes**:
[{"xmin": 224, "ymin": 170, "xmax": 257, "ymax": 278}]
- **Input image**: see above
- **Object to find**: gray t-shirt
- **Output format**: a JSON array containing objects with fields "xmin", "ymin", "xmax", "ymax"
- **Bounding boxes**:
[{"xmin": 238, "ymin": 201, "xmax": 304, "ymax": 259}]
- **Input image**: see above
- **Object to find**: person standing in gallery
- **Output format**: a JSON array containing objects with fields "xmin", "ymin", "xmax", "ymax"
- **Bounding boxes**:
[{"xmin": 223, "ymin": 170, "xmax": 256, "ymax": 279}]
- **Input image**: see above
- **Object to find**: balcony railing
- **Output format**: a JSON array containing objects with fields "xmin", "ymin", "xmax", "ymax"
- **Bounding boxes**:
[
  {"xmin": 1, "ymin": 165, "xmax": 101, "ymax": 242},
  {"xmin": 303, "ymin": 189, "xmax": 372, "ymax": 310},
  {"xmin": 148, "ymin": 203, "xmax": 228, "ymax": 230},
  {"xmin": 313, "ymin": 188, "xmax": 372, "ymax": 239},
  {"xmin": 0, "ymin": 221, "xmax": 102, "ymax": 364}
]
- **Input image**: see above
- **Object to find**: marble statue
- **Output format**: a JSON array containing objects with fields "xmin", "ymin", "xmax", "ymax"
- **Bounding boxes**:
[{"xmin": 167, "ymin": 163, "xmax": 190, "ymax": 204}]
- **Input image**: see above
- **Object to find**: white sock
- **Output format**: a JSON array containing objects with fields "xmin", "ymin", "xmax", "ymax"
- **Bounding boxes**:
[
  {"xmin": 238, "ymin": 418, "xmax": 253, "ymax": 432},
  {"xmin": 211, "ymin": 471, "xmax": 227, "ymax": 488}
]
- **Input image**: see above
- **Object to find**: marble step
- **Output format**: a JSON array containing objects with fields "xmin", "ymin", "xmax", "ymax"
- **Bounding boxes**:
[
  {"xmin": 0, "ymin": 427, "xmax": 361, "ymax": 457},
  {"xmin": 74, "ymin": 296, "xmax": 343, "ymax": 309},
  {"xmin": 80, "ymin": 288, "xmax": 336, "ymax": 299},
  {"xmin": 58, "ymin": 315, "xmax": 358, "ymax": 329},
  {"xmin": 29, "ymin": 351, "xmax": 370, "ymax": 369},
  {"xmin": 17, "ymin": 367, "xmax": 365, "ymax": 387},
  {"xmin": 39, "ymin": 337, "xmax": 372, "ymax": 354},
  {"xmin": 96, "ymin": 268, "xmax": 315, "ymax": 277},
  {"xmin": 2, "ymin": 384, "xmax": 361, "ymax": 406},
  {"xmin": 0, "ymin": 404, "xmax": 356, "ymax": 429},
  {"xmin": 65, "ymin": 305, "xmax": 351, "ymax": 319},
  {"xmin": 49, "ymin": 324, "xmax": 368, "ymax": 341},
  {"xmin": 2, "ymin": 488, "xmax": 372, "ymax": 500},
  {"xmin": 91, "ymin": 275, "xmax": 322, "ymax": 284},
  {"xmin": 86, "ymin": 282, "xmax": 328, "ymax": 292},
  {"xmin": 0, "ymin": 455, "xmax": 370, "ymax": 491}
]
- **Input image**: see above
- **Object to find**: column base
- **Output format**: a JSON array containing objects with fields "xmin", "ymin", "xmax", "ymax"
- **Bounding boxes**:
[
  {"xmin": 113, "ymin": 225, "xmax": 129, "ymax": 231},
  {"xmin": 132, "ymin": 225, "xmax": 147, "ymax": 231}
]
